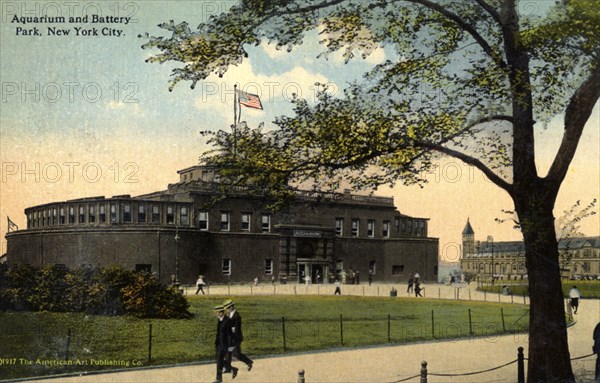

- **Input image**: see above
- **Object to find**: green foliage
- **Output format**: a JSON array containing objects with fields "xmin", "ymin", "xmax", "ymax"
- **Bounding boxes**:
[
  {"xmin": 0, "ymin": 265, "xmax": 191, "ymax": 319},
  {"xmin": 121, "ymin": 273, "xmax": 191, "ymax": 319}
]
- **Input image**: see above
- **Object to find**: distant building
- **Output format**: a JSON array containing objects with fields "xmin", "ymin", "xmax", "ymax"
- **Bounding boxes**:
[
  {"xmin": 5, "ymin": 165, "xmax": 439, "ymax": 284},
  {"xmin": 460, "ymin": 219, "xmax": 600, "ymax": 280}
]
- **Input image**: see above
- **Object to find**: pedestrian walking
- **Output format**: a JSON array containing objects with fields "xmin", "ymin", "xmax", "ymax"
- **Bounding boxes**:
[
  {"xmin": 195, "ymin": 275, "xmax": 206, "ymax": 295},
  {"xmin": 334, "ymin": 280, "xmax": 341, "ymax": 295},
  {"xmin": 213, "ymin": 305, "xmax": 237, "ymax": 383},
  {"xmin": 356, "ymin": 270, "xmax": 360, "ymax": 284},
  {"xmin": 569, "ymin": 286, "xmax": 581, "ymax": 314},
  {"xmin": 368, "ymin": 271, "xmax": 373, "ymax": 286},
  {"xmin": 407, "ymin": 277, "xmax": 414, "ymax": 294},
  {"xmin": 415, "ymin": 282, "xmax": 423, "ymax": 297},
  {"xmin": 223, "ymin": 299, "xmax": 254, "ymax": 372}
]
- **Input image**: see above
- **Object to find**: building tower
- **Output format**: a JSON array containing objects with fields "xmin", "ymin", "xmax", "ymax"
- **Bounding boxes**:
[{"xmin": 462, "ymin": 218, "xmax": 475, "ymax": 258}]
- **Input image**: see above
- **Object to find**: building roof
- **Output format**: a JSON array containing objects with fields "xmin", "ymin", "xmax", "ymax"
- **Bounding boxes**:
[
  {"xmin": 462, "ymin": 219, "xmax": 474, "ymax": 235},
  {"xmin": 474, "ymin": 236, "xmax": 600, "ymax": 256}
]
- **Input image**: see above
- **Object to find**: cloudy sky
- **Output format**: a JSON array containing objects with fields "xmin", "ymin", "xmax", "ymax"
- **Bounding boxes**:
[{"xmin": 1, "ymin": 1, "xmax": 598, "ymax": 260}]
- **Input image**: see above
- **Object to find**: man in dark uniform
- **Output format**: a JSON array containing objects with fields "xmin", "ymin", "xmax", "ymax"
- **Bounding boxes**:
[
  {"xmin": 223, "ymin": 299, "xmax": 254, "ymax": 372},
  {"xmin": 213, "ymin": 305, "xmax": 237, "ymax": 383}
]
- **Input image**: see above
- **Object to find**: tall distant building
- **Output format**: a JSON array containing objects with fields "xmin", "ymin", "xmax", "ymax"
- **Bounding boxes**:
[{"xmin": 6, "ymin": 165, "xmax": 439, "ymax": 284}]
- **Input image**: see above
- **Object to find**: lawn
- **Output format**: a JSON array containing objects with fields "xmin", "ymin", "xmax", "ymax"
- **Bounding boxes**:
[{"xmin": 0, "ymin": 295, "xmax": 529, "ymax": 380}]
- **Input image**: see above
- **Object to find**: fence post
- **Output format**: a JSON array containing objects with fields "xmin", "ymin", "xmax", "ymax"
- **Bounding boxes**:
[
  {"xmin": 523, "ymin": 294, "xmax": 526, "ymax": 305},
  {"xmin": 468, "ymin": 309, "xmax": 473, "ymax": 336},
  {"xmin": 298, "ymin": 369, "xmax": 305, "ymax": 383},
  {"xmin": 498, "ymin": 292, "xmax": 501, "ymax": 302},
  {"xmin": 438, "ymin": 287, "xmax": 441, "ymax": 299},
  {"xmin": 339, "ymin": 314, "xmax": 344, "ymax": 346},
  {"xmin": 517, "ymin": 347, "xmax": 525, "ymax": 383},
  {"xmin": 65, "ymin": 328, "xmax": 71, "ymax": 361},
  {"xmin": 484, "ymin": 290, "xmax": 487, "ymax": 301},
  {"xmin": 148, "ymin": 323, "xmax": 153, "ymax": 364},
  {"xmin": 282, "ymin": 316, "xmax": 287, "ymax": 352},
  {"xmin": 387, "ymin": 314, "xmax": 391, "ymax": 342},
  {"xmin": 377, "ymin": 286, "xmax": 380, "ymax": 296},
  {"xmin": 511, "ymin": 293, "xmax": 514, "ymax": 303},
  {"xmin": 294, "ymin": 285, "xmax": 297, "ymax": 295},
  {"xmin": 420, "ymin": 361, "xmax": 428, "ymax": 383},
  {"xmin": 250, "ymin": 285, "xmax": 253, "ymax": 295},
  {"xmin": 228, "ymin": 283, "xmax": 231, "ymax": 295},
  {"xmin": 431, "ymin": 310, "xmax": 435, "ymax": 339},
  {"xmin": 501, "ymin": 308, "xmax": 506, "ymax": 333},
  {"xmin": 469, "ymin": 289, "xmax": 471, "ymax": 300}
]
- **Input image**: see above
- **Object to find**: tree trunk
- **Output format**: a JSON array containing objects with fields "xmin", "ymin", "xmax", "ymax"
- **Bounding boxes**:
[{"xmin": 515, "ymin": 192, "xmax": 574, "ymax": 382}]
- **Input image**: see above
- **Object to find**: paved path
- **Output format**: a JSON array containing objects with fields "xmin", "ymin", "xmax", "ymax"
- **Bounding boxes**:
[{"xmin": 24, "ymin": 284, "xmax": 600, "ymax": 383}]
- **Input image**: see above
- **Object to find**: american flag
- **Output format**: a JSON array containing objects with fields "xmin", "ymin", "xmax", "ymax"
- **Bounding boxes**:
[{"xmin": 238, "ymin": 90, "xmax": 263, "ymax": 110}]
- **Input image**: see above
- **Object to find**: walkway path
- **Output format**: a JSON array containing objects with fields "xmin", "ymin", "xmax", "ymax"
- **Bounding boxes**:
[{"xmin": 25, "ymin": 284, "xmax": 600, "ymax": 383}]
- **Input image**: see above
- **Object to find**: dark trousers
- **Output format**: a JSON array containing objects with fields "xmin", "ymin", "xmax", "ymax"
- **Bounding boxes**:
[
  {"xmin": 215, "ymin": 347, "xmax": 230, "ymax": 380},
  {"xmin": 196, "ymin": 285, "xmax": 205, "ymax": 294},
  {"xmin": 227, "ymin": 343, "xmax": 253, "ymax": 367}
]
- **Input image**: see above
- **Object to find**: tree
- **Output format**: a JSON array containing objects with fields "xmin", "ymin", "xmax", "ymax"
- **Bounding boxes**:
[{"xmin": 143, "ymin": 1, "xmax": 600, "ymax": 381}]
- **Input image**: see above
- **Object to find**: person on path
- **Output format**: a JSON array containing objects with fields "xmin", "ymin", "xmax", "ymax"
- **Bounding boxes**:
[
  {"xmin": 569, "ymin": 286, "xmax": 581, "ymax": 314},
  {"xmin": 334, "ymin": 280, "xmax": 342, "ymax": 295},
  {"xmin": 223, "ymin": 299, "xmax": 254, "ymax": 372},
  {"xmin": 213, "ymin": 305, "xmax": 237, "ymax": 383},
  {"xmin": 593, "ymin": 321, "xmax": 600, "ymax": 382},
  {"xmin": 195, "ymin": 275, "xmax": 206, "ymax": 295},
  {"xmin": 407, "ymin": 277, "xmax": 414, "ymax": 294},
  {"xmin": 414, "ymin": 282, "xmax": 423, "ymax": 297},
  {"xmin": 368, "ymin": 271, "xmax": 373, "ymax": 286}
]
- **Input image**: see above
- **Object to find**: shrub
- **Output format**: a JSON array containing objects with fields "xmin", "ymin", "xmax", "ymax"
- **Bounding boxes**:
[{"xmin": 121, "ymin": 273, "xmax": 191, "ymax": 319}]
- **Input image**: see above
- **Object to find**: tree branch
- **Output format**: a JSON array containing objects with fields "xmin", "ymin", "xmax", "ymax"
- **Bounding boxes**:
[
  {"xmin": 473, "ymin": 0, "xmax": 502, "ymax": 25},
  {"xmin": 415, "ymin": 140, "xmax": 513, "ymax": 192},
  {"xmin": 546, "ymin": 61, "xmax": 600, "ymax": 190}
]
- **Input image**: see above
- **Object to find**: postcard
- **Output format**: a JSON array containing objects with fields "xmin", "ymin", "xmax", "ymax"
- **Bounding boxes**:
[{"xmin": 1, "ymin": 1, "xmax": 599, "ymax": 382}]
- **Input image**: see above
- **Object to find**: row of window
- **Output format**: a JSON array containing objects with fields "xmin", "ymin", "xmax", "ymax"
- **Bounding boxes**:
[
  {"xmin": 198, "ymin": 211, "xmax": 272, "ymax": 233},
  {"xmin": 221, "ymin": 258, "xmax": 274, "ymax": 275},
  {"xmin": 27, "ymin": 203, "xmax": 192, "ymax": 228},
  {"xmin": 27, "ymin": 204, "xmax": 427, "ymax": 239},
  {"xmin": 335, "ymin": 217, "xmax": 426, "ymax": 238}
]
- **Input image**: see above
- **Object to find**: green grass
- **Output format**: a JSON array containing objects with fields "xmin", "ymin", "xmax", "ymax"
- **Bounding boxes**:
[
  {"xmin": 477, "ymin": 280, "xmax": 600, "ymax": 298},
  {"xmin": 0, "ymin": 295, "xmax": 529, "ymax": 380}
]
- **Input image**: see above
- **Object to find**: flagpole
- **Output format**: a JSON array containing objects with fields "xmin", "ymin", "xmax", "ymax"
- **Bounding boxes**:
[{"xmin": 233, "ymin": 84, "xmax": 237, "ymax": 157}]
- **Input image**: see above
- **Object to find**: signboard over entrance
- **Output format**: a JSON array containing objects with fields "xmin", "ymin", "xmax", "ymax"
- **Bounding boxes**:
[{"xmin": 293, "ymin": 229, "xmax": 322, "ymax": 238}]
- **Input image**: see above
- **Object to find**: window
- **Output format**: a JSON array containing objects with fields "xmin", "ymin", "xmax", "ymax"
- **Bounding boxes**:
[
  {"xmin": 52, "ymin": 208, "xmax": 57, "ymax": 225},
  {"xmin": 123, "ymin": 203, "xmax": 131, "ymax": 223},
  {"xmin": 392, "ymin": 265, "xmax": 405, "ymax": 275},
  {"xmin": 369, "ymin": 261, "xmax": 376, "ymax": 274},
  {"xmin": 110, "ymin": 204, "xmax": 117, "ymax": 223},
  {"xmin": 198, "ymin": 210, "xmax": 209, "ymax": 231},
  {"xmin": 261, "ymin": 214, "xmax": 271, "ymax": 233},
  {"xmin": 265, "ymin": 259, "xmax": 274, "ymax": 275},
  {"xmin": 367, "ymin": 220, "xmax": 375, "ymax": 237},
  {"xmin": 42, "ymin": 210, "xmax": 47, "ymax": 226},
  {"xmin": 222, "ymin": 258, "xmax": 231, "ymax": 275},
  {"xmin": 220, "ymin": 211, "xmax": 230, "ymax": 231},
  {"xmin": 335, "ymin": 218, "xmax": 344, "ymax": 237},
  {"xmin": 152, "ymin": 205, "xmax": 160, "ymax": 223},
  {"xmin": 241, "ymin": 213, "xmax": 252, "ymax": 231},
  {"xmin": 394, "ymin": 217, "xmax": 400, "ymax": 233},
  {"xmin": 138, "ymin": 205, "xmax": 146, "ymax": 223},
  {"xmin": 99, "ymin": 205, "xmax": 106, "ymax": 223},
  {"xmin": 351, "ymin": 219, "xmax": 360, "ymax": 237},
  {"xmin": 68, "ymin": 206, "xmax": 75, "ymax": 224},
  {"xmin": 59, "ymin": 208, "xmax": 65, "ymax": 224},
  {"xmin": 89, "ymin": 206, "xmax": 95, "ymax": 223},
  {"xmin": 166, "ymin": 205, "xmax": 174, "ymax": 224},
  {"xmin": 180, "ymin": 206, "xmax": 189, "ymax": 226},
  {"xmin": 78, "ymin": 206, "xmax": 85, "ymax": 224},
  {"xmin": 382, "ymin": 220, "xmax": 390, "ymax": 238}
]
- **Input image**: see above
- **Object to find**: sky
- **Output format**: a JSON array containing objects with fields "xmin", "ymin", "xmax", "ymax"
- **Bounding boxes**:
[{"xmin": 0, "ymin": 0, "xmax": 598, "ymax": 261}]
